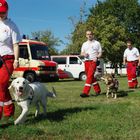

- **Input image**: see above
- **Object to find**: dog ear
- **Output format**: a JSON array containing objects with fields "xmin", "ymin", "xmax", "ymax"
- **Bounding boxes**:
[
  {"xmin": 100, "ymin": 77, "xmax": 105, "ymax": 81},
  {"xmin": 105, "ymin": 71, "xmax": 107, "ymax": 74},
  {"xmin": 25, "ymin": 79, "xmax": 30, "ymax": 84},
  {"xmin": 8, "ymin": 80, "xmax": 15, "ymax": 94},
  {"xmin": 8, "ymin": 80, "xmax": 15, "ymax": 89}
]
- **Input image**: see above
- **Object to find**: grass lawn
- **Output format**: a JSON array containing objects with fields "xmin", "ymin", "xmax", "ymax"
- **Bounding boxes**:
[{"xmin": 0, "ymin": 76, "xmax": 140, "ymax": 140}]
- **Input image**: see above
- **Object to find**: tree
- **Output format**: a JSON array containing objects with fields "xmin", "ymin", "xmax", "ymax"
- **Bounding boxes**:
[
  {"xmin": 64, "ymin": 0, "xmax": 140, "ymax": 67},
  {"xmin": 90, "ymin": 0, "xmax": 140, "ymax": 47},
  {"xmin": 31, "ymin": 30, "xmax": 62, "ymax": 55}
]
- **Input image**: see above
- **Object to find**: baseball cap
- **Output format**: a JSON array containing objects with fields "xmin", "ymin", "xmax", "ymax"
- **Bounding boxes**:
[{"xmin": 0, "ymin": 0, "xmax": 8, "ymax": 13}]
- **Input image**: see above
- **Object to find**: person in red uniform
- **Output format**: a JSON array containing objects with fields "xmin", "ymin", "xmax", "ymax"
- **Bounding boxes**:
[
  {"xmin": 123, "ymin": 38, "xmax": 140, "ymax": 88},
  {"xmin": 0, "ymin": 0, "xmax": 21, "ymax": 121},
  {"xmin": 80, "ymin": 30, "xmax": 102, "ymax": 97}
]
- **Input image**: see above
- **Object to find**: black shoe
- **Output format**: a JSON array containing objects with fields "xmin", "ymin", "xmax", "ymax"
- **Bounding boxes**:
[
  {"xmin": 95, "ymin": 92, "xmax": 100, "ymax": 96},
  {"xmin": 80, "ymin": 93, "xmax": 89, "ymax": 98},
  {"xmin": 128, "ymin": 87, "xmax": 135, "ymax": 89}
]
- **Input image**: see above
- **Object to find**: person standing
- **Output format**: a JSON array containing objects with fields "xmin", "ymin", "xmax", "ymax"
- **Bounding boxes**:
[
  {"xmin": 80, "ymin": 30, "xmax": 102, "ymax": 97},
  {"xmin": 0, "ymin": 0, "xmax": 21, "ymax": 120},
  {"xmin": 123, "ymin": 38, "xmax": 140, "ymax": 88}
]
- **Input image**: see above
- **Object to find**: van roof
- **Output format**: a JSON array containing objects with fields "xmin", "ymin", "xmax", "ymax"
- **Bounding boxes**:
[
  {"xmin": 51, "ymin": 55, "xmax": 81, "ymax": 57},
  {"xmin": 19, "ymin": 39, "xmax": 47, "ymax": 46}
]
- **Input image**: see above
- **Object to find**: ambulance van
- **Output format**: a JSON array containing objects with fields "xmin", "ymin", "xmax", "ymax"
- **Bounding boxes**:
[
  {"xmin": 12, "ymin": 39, "xmax": 59, "ymax": 82},
  {"xmin": 51, "ymin": 55, "xmax": 104, "ymax": 81}
]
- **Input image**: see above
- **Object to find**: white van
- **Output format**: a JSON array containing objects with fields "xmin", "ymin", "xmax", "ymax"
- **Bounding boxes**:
[{"xmin": 51, "ymin": 55, "xmax": 104, "ymax": 81}]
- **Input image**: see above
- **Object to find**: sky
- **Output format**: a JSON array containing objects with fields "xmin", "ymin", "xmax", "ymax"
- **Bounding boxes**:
[{"xmin": 7, "ymin": 0, "xmax": 99, "ymax": 52}]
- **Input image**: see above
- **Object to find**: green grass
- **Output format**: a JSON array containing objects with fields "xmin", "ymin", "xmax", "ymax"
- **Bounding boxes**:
[{"xmin": 1, "ymin": 76, "xmax": 140, "ymax": 140}]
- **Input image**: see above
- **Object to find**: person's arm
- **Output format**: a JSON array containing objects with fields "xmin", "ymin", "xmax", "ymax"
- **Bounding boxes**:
[
  {"xmin": 13, "ymin": 43, "xmax": 19, "ymax": 69},
  {"xmin": 97, "ymin": 52, "xmax": 102, "ymax": 59},
  {"xmin": 81, "ymin": 43, "xmax": 89, "ymax": 58},
  {"xmin": 138, "ymin": 55, "xmax": 140, "ymax": 66},
  {"xmin": 97, "ymin": 42, "xmax": 102, "ymax": 59},
  {"xmin": 81, "ymin": 51, "xmax": 89, "ymax": 58},
  {"xmin": 123, "ymin": 50, "xmax": 127, "ymax": 65},
  {"xmin": 123, "ymin": 57, "xmax": 127, "ymax": 65}
]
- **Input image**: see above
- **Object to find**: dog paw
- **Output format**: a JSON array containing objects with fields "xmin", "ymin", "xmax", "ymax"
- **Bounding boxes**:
[{"xmin": 14, "ymin": 121, "xmax": 19, "ymax": 125}]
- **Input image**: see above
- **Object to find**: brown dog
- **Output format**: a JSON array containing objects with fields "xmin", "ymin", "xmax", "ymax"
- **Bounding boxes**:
[{"xmin": 101, "ymin": 74, "xmax": 119, "ymax": 99}]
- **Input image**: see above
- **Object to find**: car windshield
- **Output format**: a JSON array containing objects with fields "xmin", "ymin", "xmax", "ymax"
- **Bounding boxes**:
[{"xmin": 30, "ymin": 44, "xmax": 50, "ymax": 60}]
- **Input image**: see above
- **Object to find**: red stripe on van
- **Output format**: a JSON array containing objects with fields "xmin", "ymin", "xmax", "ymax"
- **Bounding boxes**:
[
  {"xmin": 14, "ymin": 67, "xmax": 39, "ymax": 71},
  {"xmin": 40, "ymin": 60, "xmax": 57, "ymax": 66}
]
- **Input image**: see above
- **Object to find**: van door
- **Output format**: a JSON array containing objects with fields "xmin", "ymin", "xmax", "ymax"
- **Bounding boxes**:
[{"xmin": 67, "ymin": 56, "xmax": 85, "ymax": 79}]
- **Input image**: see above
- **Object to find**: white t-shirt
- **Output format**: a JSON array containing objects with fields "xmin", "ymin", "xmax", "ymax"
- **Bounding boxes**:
[
  {"xmin": 81, "ymin": 40, "xmax": 102, "ymax": 61},
  {"xmin": 123, "ymin": 47, "xmax": 139, "ymax": 61},
  {"xmin": 0, "ymin": 18, "xmax": 21, "ymax": 56}
]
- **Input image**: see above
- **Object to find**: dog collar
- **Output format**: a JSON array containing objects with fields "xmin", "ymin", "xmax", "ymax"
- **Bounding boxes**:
[{"xmin": 12, "ymin": 97, "xmax": 33, "ymax": 103}]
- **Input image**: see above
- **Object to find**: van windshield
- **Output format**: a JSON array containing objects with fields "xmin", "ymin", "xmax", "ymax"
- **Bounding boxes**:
[{"xmin": 30, "ymin": 44, "xmax": 50, "ymax": 60}]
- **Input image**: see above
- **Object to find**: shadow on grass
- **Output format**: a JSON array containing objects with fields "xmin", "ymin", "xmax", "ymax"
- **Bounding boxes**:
[
  {"xmin": 100, "ymin": 90, "xmax": 132, "ymax": 98},
  {"xmin": 27, "ymin": 106, "xmax": 97, "ymax": 124},
  {"xmin": 0, "ymin": 122, "xmax": 14, "ymax": 129}
]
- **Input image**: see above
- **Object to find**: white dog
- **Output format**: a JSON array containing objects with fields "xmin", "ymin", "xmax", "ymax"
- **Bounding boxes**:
[{"xmin": 8, "ymin": 77, "xmax": 56, "ymax": 125}]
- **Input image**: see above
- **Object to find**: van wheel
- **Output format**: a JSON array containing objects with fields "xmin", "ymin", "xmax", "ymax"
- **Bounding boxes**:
[
  {"xmin": 24, "ymin": 72, "xmax": 36, "ymax": 82},
  {"xmin": 79, "ymin": 73, "xmax": 87, "ymax": 81}
]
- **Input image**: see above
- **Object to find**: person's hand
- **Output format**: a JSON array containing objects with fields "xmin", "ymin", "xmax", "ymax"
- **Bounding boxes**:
[
  {"xmin": 84, "ymin": 53, "xmax": 89, "ymax": 58},
  {"xmin": 13, "ymin": 60, "xmax": 19, "ymax": 69},
  {"xmin": 123, "ymin": 61, "xmax": 126, "ymax": 65}
]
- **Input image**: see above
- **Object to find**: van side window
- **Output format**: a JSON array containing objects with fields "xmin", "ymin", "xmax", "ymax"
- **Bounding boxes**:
[
  {"xmin": 70, "ymin": 57, "xmax": 78, "ymax": 64},
  {"xmin": 19, "ymin": 45, "xmax": 29, "ymax": 59},
  {"xmin": 53, "ymin": 57, "xmax": 66, "ymax": 64}
]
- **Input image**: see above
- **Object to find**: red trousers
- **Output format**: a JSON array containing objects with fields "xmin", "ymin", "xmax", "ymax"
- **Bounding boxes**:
[
  {"xmin": 127, "ymin": 61, "xmax": 138, "ymax": 88},
  {"xmin": 0, "ymin": 55, "xmax": 15, "ymax": 119},
  {"xmin": 83, "ymin": 61, "xmax": 101, "ymax": 95}
]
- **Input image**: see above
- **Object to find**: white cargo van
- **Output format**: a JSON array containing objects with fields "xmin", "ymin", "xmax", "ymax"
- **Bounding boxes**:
[{"xmin": 51, "ymin": 55, "xmax": 104, "ymax": 81}]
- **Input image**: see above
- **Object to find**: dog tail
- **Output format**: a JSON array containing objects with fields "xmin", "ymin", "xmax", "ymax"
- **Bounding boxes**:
[
  {"xmin": 46, "ymin": 87, "xmax": 56, "ymax": 98},
  {"xmin": 52, "ymin": 87, "xmax": 56, "ymax": 97}
]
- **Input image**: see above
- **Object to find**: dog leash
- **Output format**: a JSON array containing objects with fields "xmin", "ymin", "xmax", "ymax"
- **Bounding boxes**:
[{"xmin": 0, "ymin": 55, "xmax": 11, "ymax": 77}]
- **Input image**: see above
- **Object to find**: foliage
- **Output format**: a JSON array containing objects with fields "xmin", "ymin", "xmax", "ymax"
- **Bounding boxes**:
[
  {"xmin": 1, "ymin": 77, "xmax": 140, "ymax": 139},
  {"xmin": 91, "ymin": 15, "xmax": 127, "ymax": 63},
  {"xmin": 31, "ymin": 30, "xmax": 62, "ymax": 55},
  {"xmin": 64, "ymin": 0, "xmax": 140, "ymax": 65}
]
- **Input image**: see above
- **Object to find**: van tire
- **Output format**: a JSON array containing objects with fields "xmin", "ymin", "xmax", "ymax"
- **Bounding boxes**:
[
  {"xmin": 79, "ymin": 72, "xmax": 87, "ymax": 81},
  {"xmin": 24, "ymin": 72, "xmax": 36, "ymax": 82}
]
